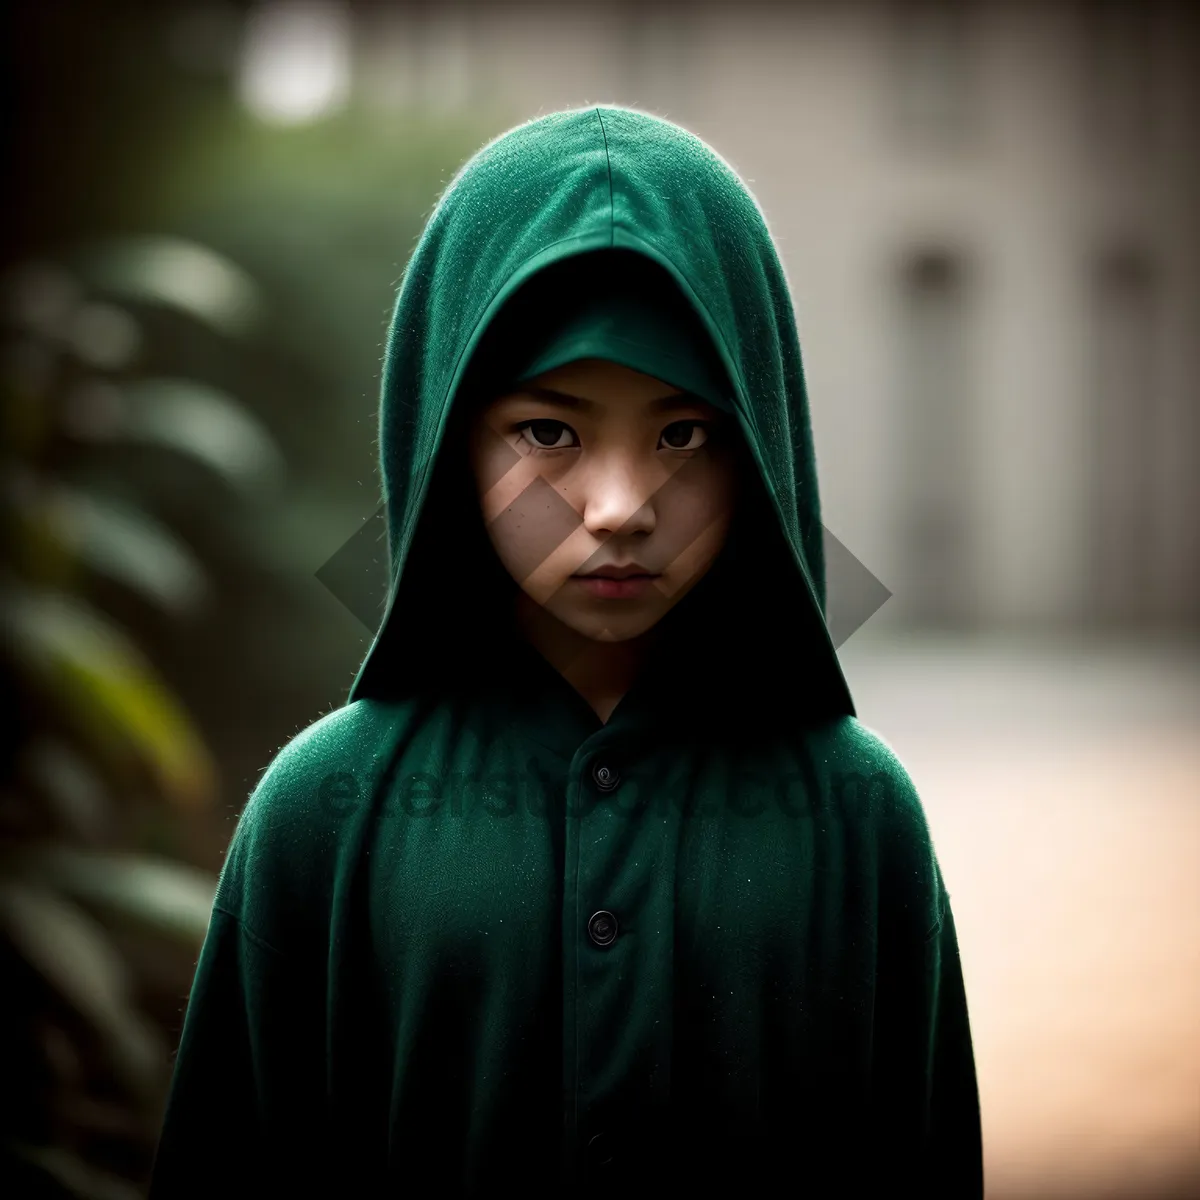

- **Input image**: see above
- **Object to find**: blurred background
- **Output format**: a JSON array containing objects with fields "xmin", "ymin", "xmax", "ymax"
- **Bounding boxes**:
[{"xmin": 1, "ymin": 1, "xmax": 1196, "ymax": 1197}]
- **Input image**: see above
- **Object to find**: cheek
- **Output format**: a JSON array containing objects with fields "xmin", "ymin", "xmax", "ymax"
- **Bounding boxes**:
[
  {"xmin": 650, "ymin": 456, "xmax": 739, "ymax": 570},
  {"xmin": 469, "ymin": 423, "xmax": 590, "ymax": 588},
  {"xmin": 486, "ymin": 475, "xmax": 583, "ymax": 586},
  {"xmin": 469, "ymin": 420, "xmax": 522, "ymax": 496}
]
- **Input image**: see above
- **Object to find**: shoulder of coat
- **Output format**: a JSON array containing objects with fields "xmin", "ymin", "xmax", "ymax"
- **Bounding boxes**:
[
  {"xmin": 796, "ymin": 715, "xmax": 928, "ymax": 819},
  {"xmin": 240, "ymin": 697, "xmax": 420, "ymax": 830}
]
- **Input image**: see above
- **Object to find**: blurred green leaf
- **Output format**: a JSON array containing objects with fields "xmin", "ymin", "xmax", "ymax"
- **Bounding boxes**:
[
  {"xmin": 0, "ymin": 580, "xmax": 218, "ymax": 810},
  {"xmin": 20, "ymin": 740, "xmax": 111, "ymax": 844},
  {"xmin": 2, "ymin": 261, "xmax": 83, "ymax": 338},
  {"xmin": 1, "ymin": 263, "xmax": 146, "ymax": 369},
  {"xmin": 1, "ymin": 464, "xmax": 79, "ymax": 587},
  {"xmin": 0, "ymin": 341, "xmax": 59, "ymax": 452},
  {"xmin": 64, "ymin": 302, "xmax": 143, "ymax": 371},
  {"xmin": 49, "ymin": 485, "xmax": 209, "ymax": 616},
  {"xmin": 0, "ymin": 879, "xmax": 164, "ymax": 1105},
  {"xmin": 61, "ymin": 377, "xmax": 286, "ymax": 500},
  {"xmin": 73, "ymin": 236, "xmax": 263, "ymax": 337},
  {"xmin": 23, "ymin": 844, "xmax": 216, "ymax": 949},
  {"xmin": 4, "ymin": 1140, "xmax": 146, "ymax": 1200}
]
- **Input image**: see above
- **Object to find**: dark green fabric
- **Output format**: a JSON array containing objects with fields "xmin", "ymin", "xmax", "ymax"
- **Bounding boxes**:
[
  {"xmin": 502, "ymin": 252, "xmax": 736, "ymax": 412},
  {"xmin": 149, "ymin": 107, "xmax": 982, "ymax": 1198}
]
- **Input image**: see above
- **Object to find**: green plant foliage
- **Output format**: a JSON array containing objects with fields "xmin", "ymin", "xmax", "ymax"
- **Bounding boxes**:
[
  {"xmin": 2, "ymin": 14, "xmax": 492, "ymax": 1193},
  {"xmin": 3, "ymin": 575, "xmax": 218, "ymax": 813},
  {"xmin": 73, "ymin": 238, "xmax": 263, "ymax": 339},
  {"xmin": 0, "ymin": 233, "xmax": 279, "ymax": 1195}
]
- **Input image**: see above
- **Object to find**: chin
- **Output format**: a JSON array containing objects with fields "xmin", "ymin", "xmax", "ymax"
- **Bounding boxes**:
[{"xmin": 562, "ymin": 611, "xmax": 660, "ymax": 644}]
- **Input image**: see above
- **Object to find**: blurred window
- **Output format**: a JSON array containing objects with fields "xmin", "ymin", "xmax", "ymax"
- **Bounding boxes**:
[
  {"xmin": 893, "ymin": 248, "xmax": 977, "ymax": 627},
  {"xmin": 888, "ymin": 0, "xmax": 977, "ymax": 147},
  {"xmin": 1087, "ymin": 245, "xmax": 1162, "ymax": 624},
  {"xmin": 1079, "ymin": 0, "xmax": 1159, "ymax": 158}
]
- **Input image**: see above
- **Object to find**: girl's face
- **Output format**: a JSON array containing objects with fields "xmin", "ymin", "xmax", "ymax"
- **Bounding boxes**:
[{"xmin": 467, "ymin": 357, "xmax": 743, "ymax": 644}]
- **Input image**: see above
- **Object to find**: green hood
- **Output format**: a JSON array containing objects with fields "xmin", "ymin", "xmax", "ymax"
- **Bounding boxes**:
[{"xmin": 348, "ymin": 105, "xmax": 855, "ymax": 721}]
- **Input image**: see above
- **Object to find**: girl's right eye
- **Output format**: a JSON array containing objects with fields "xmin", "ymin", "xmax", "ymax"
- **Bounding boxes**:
[{"xmin": 517, "ymin": 419, "xmax": 578, "ymax": 450}]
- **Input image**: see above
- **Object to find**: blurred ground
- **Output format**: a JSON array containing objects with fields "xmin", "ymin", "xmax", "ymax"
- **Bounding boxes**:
[{"xmin": 839, "ymin": 632, "xmax": 1200, "ymax": 1198}]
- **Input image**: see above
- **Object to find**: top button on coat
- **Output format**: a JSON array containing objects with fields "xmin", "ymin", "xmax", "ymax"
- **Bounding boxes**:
[{"xmin": 592, "ymin": 763, "xmax": 619, "ymax": 791}]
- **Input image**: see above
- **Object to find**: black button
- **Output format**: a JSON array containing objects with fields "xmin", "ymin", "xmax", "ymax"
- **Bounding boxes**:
[
  {"xmin": 587, "ymin": 910, "xmax": 618, "ymax": 947},
  {"xmin": 592, "ymin": 762, "xmax": 619, "ymax": 792},
  {"xmin": 586, "ymin": 1132, "xmax": 614, "ymax": 1172}
]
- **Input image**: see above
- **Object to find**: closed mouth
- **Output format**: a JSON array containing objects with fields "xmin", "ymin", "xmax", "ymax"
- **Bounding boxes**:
[{"xmin": 574, "ymin": 569, "xmax": 660, "ymax": 580}]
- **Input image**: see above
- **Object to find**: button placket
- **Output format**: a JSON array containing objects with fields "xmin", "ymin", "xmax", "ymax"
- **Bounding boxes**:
[{"xmin": 575, "ymin": 749, "xmax": 626, "ymax": 1185}]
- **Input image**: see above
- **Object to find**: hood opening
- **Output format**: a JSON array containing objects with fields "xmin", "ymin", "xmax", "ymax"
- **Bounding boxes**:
[{"xmin": 354, "ymin": 251, "xmax": 847, "ymax": 729}]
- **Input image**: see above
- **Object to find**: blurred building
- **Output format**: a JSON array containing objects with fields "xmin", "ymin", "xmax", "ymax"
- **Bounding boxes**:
[{"xmin": 290, "ymin": 0, "xmax": 1198, "ymax": 635}]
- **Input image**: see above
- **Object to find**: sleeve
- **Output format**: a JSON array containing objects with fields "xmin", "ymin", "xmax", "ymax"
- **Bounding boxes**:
[
  {"xmin": 868, "ymin": 860, "xmax": 984, "ymax": 1198},
  {"xmin": 921, "ymin": 882, "xmax": 985, "ymax": 1196},
  {"xmin": 147, "ymin": 907, "xmax": 276, "ymax": 1198},
  {"xmin": 147, "ymin": 702, "xmax": 389, "ymax": 1194},
  {"xmin": 147, "ymin": 807, "xmax": 329, "ymax": 1197}
]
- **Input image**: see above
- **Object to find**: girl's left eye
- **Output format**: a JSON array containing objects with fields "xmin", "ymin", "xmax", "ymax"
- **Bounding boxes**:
[{"xmin": 660, "ymin": 421, "xmax": 708, "ymax": 451}]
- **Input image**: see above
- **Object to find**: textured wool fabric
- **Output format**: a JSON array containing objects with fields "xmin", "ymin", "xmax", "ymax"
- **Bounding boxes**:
[
  {"xmin": 495, "ymin": 252, "xmax": 737, "ymax": 412},
  {"xmin": 149, "ymin": 107, "xmax": 982, "ymax": 1199}
]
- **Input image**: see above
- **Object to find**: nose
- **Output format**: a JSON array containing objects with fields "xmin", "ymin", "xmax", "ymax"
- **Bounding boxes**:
[{"xmin": 579, "ymin": 453, "xmax": 658, "ymax": 539}]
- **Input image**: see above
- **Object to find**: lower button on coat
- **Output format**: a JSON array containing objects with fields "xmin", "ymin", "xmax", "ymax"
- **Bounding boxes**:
[
  {"xmin": 587, "ymin": 1132, "xmax": 614, "ymax": 1171},
  {"xmin": 587, "ymin": 910, "xmax": 618, "ymax": 947}
]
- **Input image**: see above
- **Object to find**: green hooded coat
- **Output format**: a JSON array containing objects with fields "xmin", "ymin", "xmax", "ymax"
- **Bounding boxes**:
[{"xmin": 149, "ymin": 106, "xmax": 982, "ymax": 1198}]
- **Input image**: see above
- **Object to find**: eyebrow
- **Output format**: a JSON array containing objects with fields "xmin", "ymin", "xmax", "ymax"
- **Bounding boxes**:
[{"xmin": 510, "ymin": 385, "xmax": 716, "ymax": 414}]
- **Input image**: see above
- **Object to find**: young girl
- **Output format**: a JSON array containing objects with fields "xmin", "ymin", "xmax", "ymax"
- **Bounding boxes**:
[{"xmin": 149, "ymin": 106, "xmax": 982, "ymax": 1197}]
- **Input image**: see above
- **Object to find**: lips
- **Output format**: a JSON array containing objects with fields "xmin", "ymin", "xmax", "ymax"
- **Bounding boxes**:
[
  {"xmin": 575, "ymin": 564, "xmax": 658, "ymax": 580},
  {"xmin": 572, "ymin": 573, "xmax": 659, "ymax": 599}
]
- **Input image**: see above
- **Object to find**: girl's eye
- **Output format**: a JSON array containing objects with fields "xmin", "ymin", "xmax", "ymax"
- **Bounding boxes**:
[
  {"xmin": 660, "ymin": 420, "xmax": 708, "ymax": 451},
  {"xmin": 518, "ymin": 420, "xmax": 577, "ymax": 450}
]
